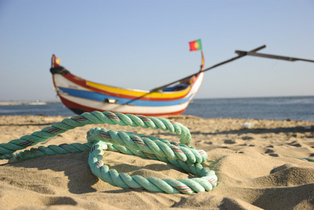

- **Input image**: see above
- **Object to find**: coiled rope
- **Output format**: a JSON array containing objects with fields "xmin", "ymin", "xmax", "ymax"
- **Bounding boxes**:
[{"xmin": 0, "ymin": 111, "xmax": 217, "ymax": 194}]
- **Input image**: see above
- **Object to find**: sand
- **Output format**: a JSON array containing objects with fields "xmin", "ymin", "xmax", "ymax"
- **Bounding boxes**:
[{"xmin": 0, "ymin": 114, "xmax": 314, "ymax": 210}]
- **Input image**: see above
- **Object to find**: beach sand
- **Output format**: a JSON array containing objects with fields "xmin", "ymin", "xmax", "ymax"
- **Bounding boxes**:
[{"xmin": 0, "ymin": 114, "xmax": 314, "ymax": 210}]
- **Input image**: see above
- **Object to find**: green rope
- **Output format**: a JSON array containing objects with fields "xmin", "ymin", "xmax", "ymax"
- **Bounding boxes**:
[
  {"xmin": 0, "ymin": 111, "xmax": 217, "ymax": 194},
  {"xmin": 299, "ymin": 158, "xmax": 314, "ymax": 162}
]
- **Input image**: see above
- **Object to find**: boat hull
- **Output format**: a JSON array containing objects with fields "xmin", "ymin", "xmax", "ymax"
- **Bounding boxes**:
[{"xmin": 50, "ymin": 54, "xmax": 204, "ymax": 116}]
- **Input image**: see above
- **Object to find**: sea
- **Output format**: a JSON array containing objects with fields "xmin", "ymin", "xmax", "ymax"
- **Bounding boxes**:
[{"xmin": 1, "ymin": 96, "xmax": 314, "ymax": 121}]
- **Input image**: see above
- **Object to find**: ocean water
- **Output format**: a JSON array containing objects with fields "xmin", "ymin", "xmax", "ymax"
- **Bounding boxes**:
[
  {"xmin": 184, "ymin": 96, "xmax": 314, "ymax": 121},
  {"xmin": 1, "ymin": 96, "xmax": 314, "ymax": 121}
]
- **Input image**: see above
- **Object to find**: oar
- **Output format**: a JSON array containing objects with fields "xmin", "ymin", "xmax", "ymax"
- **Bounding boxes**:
[
  {"xmin": 235, "ymin": 50, "xmax": 314, "ymax": 63},
  {"xmin": 123, "ymin": 45, "xmax": 266, "ymax": 105}
]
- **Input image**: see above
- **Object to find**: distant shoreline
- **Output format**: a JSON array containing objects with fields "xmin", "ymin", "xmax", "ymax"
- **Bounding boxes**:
[{"xmin": 0, "ymin": 100, "xmax": 61, "ymax": 105}]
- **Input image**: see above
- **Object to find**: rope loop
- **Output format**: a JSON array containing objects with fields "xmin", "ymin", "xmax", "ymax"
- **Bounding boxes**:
[{"xmin": 0, "ymin": 111, "xmax": 217, "ymax": 193}]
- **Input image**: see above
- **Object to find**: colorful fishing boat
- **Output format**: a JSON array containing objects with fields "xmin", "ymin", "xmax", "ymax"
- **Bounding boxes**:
[
  {"xmin": 52, "ymin": 43, "xmax": 304, "ymax": 116},
  {"xmin": 50, "ymin": 49, "xmax": 205, "ymax": 116}
]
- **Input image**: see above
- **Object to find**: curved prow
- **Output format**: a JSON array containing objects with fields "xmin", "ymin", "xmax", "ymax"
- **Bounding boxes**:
[
  {"xmin": 50, "ymin": 55, "xmax": 69, "ymax": 75},
  {"xmin": 51, "ymin": 54, "xmax": 60, "ymax": 68}
]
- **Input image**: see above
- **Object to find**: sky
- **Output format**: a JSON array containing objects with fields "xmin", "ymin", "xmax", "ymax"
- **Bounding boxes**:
[{"xmin": 1, "ymin": 0, "xmax": 314, "ymax": 101}]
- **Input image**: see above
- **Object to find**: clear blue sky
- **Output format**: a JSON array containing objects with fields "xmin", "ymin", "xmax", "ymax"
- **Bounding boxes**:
[{"xmin": 1, "ymin": 0, "xmax": 314, "ymax": 101}]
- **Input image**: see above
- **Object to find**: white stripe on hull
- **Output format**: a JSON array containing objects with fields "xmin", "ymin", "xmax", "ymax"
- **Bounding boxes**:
[{"xmin": 54, "ymin": 75, "xmax": 92, "ymax": 91}]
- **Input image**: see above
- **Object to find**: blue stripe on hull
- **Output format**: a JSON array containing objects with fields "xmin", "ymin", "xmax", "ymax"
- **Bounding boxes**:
[{"xmin": 59, "ymin": 87, "xmax": 192, "ymax": 107}]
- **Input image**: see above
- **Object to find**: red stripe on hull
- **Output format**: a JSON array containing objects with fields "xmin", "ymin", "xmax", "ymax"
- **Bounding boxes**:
[{"xmin": 59, "ymin": 96, "xmax": 186, "ymax": 117}]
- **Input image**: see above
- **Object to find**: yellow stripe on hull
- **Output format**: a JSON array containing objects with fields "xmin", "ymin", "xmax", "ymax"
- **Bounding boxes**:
[{"xmin": 86, "ymin": 81, "xmax": 192, "ymax": 99}]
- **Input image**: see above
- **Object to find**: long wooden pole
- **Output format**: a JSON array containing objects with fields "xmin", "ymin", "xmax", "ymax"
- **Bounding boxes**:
[
  {"xmin": 123, "ymin": 45, "xmax": 266, "ymax": 105},
  {"xmin": 235, "ymin": 50, "xmax": 314, "ymax": 63},
  {"xmin": 150, "ymin": 45, "xmax": 266, "ymax": 92}
]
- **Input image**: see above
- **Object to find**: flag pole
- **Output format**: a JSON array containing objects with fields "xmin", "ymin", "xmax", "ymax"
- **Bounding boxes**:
[{"xmin": 200, "ymin": 50, "xmax": 205, "ymax": 71}]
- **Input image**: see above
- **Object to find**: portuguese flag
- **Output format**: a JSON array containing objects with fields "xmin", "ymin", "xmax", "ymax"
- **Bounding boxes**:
[{"xmin": 189, "ymin": 39, "xmax": 202, "ymax": 51}]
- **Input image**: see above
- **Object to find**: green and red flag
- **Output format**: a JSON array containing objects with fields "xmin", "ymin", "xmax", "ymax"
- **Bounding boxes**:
[{"xmin": 189, "ymin": 39, "xmax": 202, "ymax": 51}]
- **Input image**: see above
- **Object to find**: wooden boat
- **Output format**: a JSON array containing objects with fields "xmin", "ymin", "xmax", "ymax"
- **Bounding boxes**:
[
  {"xmin": 50, "ymin": 53, "xmax": 205, "ymax": 116},
  {"xmin": 51, "ymin": 44, "xmax": 308, "ymax": 116}
]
